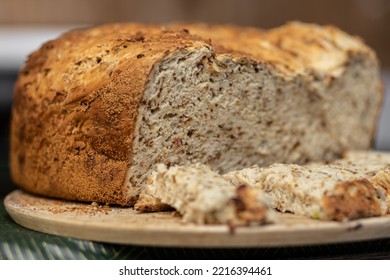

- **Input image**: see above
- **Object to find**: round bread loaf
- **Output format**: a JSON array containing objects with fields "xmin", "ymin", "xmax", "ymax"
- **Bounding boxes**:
[{"xmin": 10, "ymin": 22, "xmax": 383, "ymax": 205}]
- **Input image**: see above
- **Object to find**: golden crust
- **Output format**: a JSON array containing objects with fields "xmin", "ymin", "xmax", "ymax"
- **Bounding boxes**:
[
  {"xmin": 11, "ymin": 24, "xmax": 208, "ymax": 205},
  {"xmin": 177, "ymin": 22, "xmax": 376, "ymax": 75},
  {"xmin": 233, "ymin": 185, "xmax": 268, "ymax": 224},
  {"xmin": 10, "ymin": 22, "xmax": 380, "ymax": 205},
  {"xmin": 322, "ymin": 179, "xmax": 382, "ymax": 221}
]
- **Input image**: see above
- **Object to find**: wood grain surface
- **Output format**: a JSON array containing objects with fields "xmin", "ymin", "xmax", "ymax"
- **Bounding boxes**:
[{"xmin": 5, "ymin": 190, "xmax": 390, "ymax": 248}]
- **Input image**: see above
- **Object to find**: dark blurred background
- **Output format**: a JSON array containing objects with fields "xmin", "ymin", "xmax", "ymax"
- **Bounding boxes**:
[{"xmin": 1, "ymin": 0, "xmax": 389, "ymax": 195}]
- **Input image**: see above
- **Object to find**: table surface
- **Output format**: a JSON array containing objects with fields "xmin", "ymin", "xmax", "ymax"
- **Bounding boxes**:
[{"xmin": 2, "ymin": 197, "xmax": 390, "ymax": 260}]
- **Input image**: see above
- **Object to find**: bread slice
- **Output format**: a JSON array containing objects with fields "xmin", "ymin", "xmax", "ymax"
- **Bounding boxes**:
[
  {"xmin": 343, "ymin": 150, "xmax": 390, "ymax": 164},
  {"xmin": 11, "ymin": 22, "xmax": 382, "ymax": 205},
  {"xmin": 223, "ymin": 154, "xmax": 390, "ymax": 221},
  {"xmin": 135, "ymin": 164, "xmax": 272, "ymax": 225},
  {"xmin": 136, "ymin": 151, "xmax": 390, "ymax": 223}
]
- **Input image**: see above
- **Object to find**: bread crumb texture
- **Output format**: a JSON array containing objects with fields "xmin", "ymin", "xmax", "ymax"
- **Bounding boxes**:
[
  {"xmin": 138, "ymin": 151, "xmax": 389, "ymax": 223},
  {"xmin": 223, "ymin": 152, "xmax": 390, "ymax": 221},
  {"xmin": 136, "ymin": 163, "xmax": 273, "ymax": 225}
]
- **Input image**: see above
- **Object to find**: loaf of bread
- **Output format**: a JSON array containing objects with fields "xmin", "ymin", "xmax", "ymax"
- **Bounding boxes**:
[
  {"xmin": 136, "ymin": 164, "xmax": 272, "ymax": 225},
  {"xmin": 11, "ymin": 22, "xmax": 383, "ymax": 205}
]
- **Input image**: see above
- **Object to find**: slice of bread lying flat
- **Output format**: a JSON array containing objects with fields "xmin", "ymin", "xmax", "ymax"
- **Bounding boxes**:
[
  {"xmin": 136, "ymin": 164, "xmax": 272, "ymax": 225},
  {"xmin": 224, "ymin": 153, "xmax": 390, "ymax": 221},
  {"xmin": 11, "ymin": 22, "xmax": 382, "ymax": 206},
  {"xmin": 137, "ymin": 151, "xmax": 389, "ymax": 223}
]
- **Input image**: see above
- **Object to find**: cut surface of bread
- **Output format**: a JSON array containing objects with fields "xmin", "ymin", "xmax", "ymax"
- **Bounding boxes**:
[
  {"xmin": 223, "ymin": 154, "xmax": 390, "ymax": 221},
  {"xmin": 11, "ymin": 22, "xmax": 382, "ymax": 205},
  {"xmin": 136, "ymin": 151, "xmax": 390, "ymax": 223},
  {"xmin": 135, "ymin": 164, "xmax": 272, "ymax": 225},
  {"xmin": 343, "ymin": 150, "xmax": 390, "ymax": 164}
]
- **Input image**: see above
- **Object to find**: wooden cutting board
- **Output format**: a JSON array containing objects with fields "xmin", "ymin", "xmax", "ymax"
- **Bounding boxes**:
[{"xmin": 5, "ymin": 190, "xmax": 390, "ymax": 248}]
